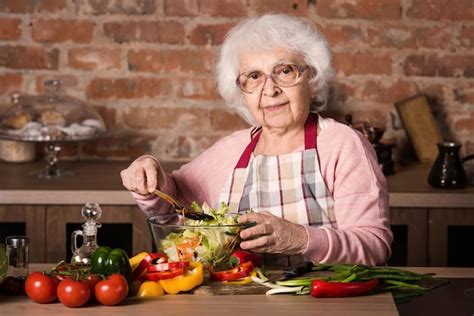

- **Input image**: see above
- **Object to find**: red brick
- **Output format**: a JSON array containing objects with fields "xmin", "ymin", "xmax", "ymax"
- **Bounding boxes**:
[
  {"xmin": 81, "ymin": 134, "xmax": 153, "ymax": 159},
  {"xmin": 210, "ymin": 109, "xmax": 250, "ymax": 131},
  {"xmin": 0, "ymin": 0, "xmax": 65, "ymax": 13},
  {"xmin": 249, "ymin": 0, "xmax": 308, "ymax": 15},
  {"xmin": 329, "ymin": 81, "xmax": 356, "ymax": 103},
  {"xmin": 165, "ymin": 0, "xmax": 246, "ymax": 17},
  {"xmin": 403, "ymin": 55, "xmax": 474, "ymax": 78},
  {"xmin": 460, "ymin": 25, "xmax": 474, "ymax": 48},
  {"xmin": 103, "ymin": 21, "xmax": 184, "ymax": 44},
  {"xmin": 123, "ymin": 106, "xmax": 209, "ymax": 129},
  {"xmin": 418, "ymin": 83, "xmax": 445, "ymax": 104},
  {"xmin": 0, "ymin": 73, "xmax": 22, "ymax": 95},
  {"xmin": 0, "ymin": 46, "xmax": 59, "ymax": 70},
  {"xmin": 0, "ymin": 18, "xmax": 21, "ymax": 40},
  {"xmin": 454, "ymin": 115, "xmax": 474, "ymax": 132},
  {"xmin": 361, "ymin": 80, "xmax": 418, "ymax": 103},
  {"xmin": 176, "ymin": 78, "xmax": 220, "ymax": 100},
  {"xmin": 32, "ymin": 19, "xmax": 94, "ymax": 43},
  {"xmin": 321, "ymin": 24, "xmax": 364, "ymax": 47},
  {"xmin": 69, "ymin": 48, "xmax": 122, "ymax": 70},
  {"xmin": 35, "ymin": 75, "xmax": 79, "ymax": 95},
  {"xmin": 333, "ymin": 52, "xmax": 392, "ymax": 76},
  {"xmin": 453, "ymin": 83, "xmax": 474, "ymax": 104},
  {"xmin": 188, "ymin": 23, "xmax": 234, "ymax": 46},
  {"xmin": 128, "ymin": 49, "xmax": 213, "ymax": 73},
  {"xmin": 79, "ymin": 0, "xmax": 155, "ymax": 15},
  {"xmin": 316, "ymin": 0, "xmax": 401, "ymax": 20},
  {"xmin": 407, "ymin": 0, "xmax": 473, "ymax": 20},
  {"xmin": 87, "ymin": 78, "xmax": 173, "ymax": 99}
]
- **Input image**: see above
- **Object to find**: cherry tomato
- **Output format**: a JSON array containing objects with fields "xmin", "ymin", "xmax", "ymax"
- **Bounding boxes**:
[
  {"xmin": 57, "ymin": 279, "xmax": 91, "ymax": 308},
  {"xmin": 94, "ymin": 274, "xmax": 128, "ymax": 306},
  {"xmin": 25, "ymin": 271, "xmax": 59, "ymax": 303}
]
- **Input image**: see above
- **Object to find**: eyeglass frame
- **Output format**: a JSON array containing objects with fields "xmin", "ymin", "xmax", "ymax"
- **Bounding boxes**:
[{"xmin": 235, "ymin": 64, "xmax": 309, "ymax": 94}]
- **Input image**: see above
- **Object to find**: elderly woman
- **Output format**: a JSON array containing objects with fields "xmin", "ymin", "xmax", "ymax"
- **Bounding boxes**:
[{"xmin": 121, "ymin": 14, "xmax": 392, "ymax": 266}]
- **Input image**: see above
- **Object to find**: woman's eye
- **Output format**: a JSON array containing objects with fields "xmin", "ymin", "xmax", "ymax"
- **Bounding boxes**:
[
  {"xmin": 281, "ymin": 66, "xmax": 294, "ymax": 75},
  {"xmin": 248, "ymin": 72, "xmax": 261, "ymax": 80}
]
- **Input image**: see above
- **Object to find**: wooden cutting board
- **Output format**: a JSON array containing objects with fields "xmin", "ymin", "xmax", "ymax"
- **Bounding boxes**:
[{"xmin": 192, "ymin": 280, "xmax": 269, "ymax": 295}]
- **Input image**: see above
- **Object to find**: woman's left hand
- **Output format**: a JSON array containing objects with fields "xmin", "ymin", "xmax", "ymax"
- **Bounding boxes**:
[{"xmin": 237, "ymin": 212, "xmax": 308, "ymax": 255}]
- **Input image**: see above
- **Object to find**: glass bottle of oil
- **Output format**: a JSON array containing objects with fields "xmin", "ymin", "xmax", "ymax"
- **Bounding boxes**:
[{"xmin": 71, "ymin": 203, "xmax": 102, "ymax": 265}]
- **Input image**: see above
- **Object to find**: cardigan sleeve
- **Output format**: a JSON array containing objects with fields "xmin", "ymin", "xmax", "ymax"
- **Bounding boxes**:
[{"xmin": 301, "ymin": 122, "xmax": 393, "ymax": 265}]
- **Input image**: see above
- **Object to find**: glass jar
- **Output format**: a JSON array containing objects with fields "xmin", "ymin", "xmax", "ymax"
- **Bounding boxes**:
[{"xmin": 5, "ymin": 235, "xmax": 29, "ymax": 278}]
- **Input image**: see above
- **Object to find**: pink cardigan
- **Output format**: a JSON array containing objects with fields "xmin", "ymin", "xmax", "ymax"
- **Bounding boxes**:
[{"xmin": 132, "ymin": 117, "xmax": 393, "ymax": 265}]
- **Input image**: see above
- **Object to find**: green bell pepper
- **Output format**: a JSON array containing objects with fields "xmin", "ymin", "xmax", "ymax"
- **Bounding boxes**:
[{"xmin": 91, "ymin": 247, "xmax": 132, "ymax": 285}]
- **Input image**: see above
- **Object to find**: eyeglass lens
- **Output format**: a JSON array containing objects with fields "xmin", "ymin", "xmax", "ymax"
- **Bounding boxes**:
[{"xmin": 239, "ymin": 64, "xmax": 302, "ymax": 93}]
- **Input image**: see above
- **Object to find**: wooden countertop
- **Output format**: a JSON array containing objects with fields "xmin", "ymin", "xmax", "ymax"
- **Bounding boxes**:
[
  {"xmin": 1, "ymin": 264, "xmax": 472, "ymax": 316},
  {"xmin": 0, "ymin": 160, "xmax": 473, "ymax": 207}
]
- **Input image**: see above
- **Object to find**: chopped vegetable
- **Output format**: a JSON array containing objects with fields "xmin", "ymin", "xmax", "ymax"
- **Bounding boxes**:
[
  {"xmin": 161, "ymin": 202, "xmax": 245, "ymax": 269},
  {"xmin": 158, "ymin": 262, "xmax": 204, "ymax": 294},
  {"xmin": 229, "ymin": 250, "xmax": 262, "ymax": 268},
  {"xmin": 210, "ymin": 261, "xmax": 254, "ymax": 282}
]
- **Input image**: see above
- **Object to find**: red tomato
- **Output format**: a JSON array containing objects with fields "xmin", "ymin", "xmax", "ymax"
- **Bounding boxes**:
[
  {"xmin": 57, "ymin": 279, "xmax": 91, "ymax": 308},
  {"xmin": 25, "ymin": 272, "xmax": 59, "ymax": 304},
  {"xmin": 94, "ymin": 274, "xmax": 128, "ymax": 306}
]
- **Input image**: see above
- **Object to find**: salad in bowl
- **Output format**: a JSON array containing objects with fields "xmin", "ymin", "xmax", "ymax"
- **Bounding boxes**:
[{"xmin": 148, "ymin": 202, "xmax": 254, "ymax": 270}]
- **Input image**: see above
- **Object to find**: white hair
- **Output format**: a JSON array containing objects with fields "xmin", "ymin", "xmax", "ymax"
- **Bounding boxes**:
[{"xmin": 217, "ymin": 14, "xmax": 334, "ymax": 125}]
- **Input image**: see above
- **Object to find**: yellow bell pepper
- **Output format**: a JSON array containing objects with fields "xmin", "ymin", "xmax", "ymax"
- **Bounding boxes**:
[
  {"xmin": 137, "ymin": 281, "xmax": 165, "ymax": 298},
  {"xmin": 159, "ymin": 262, "xmax": 204, "ymax": 294},
  {"xmin": 223, "ymin": 270, "xmax": 257, "ymax": 285},
  {"xmin": 129, "ymin": 252, "xmax": 149, "ymax": 271}
]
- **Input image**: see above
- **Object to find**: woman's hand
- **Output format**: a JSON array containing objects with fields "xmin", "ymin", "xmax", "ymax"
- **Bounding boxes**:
[
  {"xmin": 120, "ymin": 157, "xmax": 159, "ymax": 195},
  {"xmin": 237, "ymin": 212, "xmax": 308, "ymax": 255}
]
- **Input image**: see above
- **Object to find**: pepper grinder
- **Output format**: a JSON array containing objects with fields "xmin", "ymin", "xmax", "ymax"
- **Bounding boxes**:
[{"xmin": 71, "ymin": 203, "xmax": 102, "ymax": 265}]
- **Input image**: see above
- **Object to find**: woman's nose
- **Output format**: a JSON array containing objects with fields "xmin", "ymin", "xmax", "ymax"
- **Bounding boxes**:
[{"xmin": 262, "ymin": 76, "xmax": 281, "ymax": 97}]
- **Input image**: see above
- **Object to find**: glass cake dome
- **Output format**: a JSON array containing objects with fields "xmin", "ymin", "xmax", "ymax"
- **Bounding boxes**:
[
  {"xmin": 0, "ymin": 80, "xmax": 106, "ymax": 178},
  {"xmin": 0, "ymin": 80, "xmax": 105, "ymax": 142}
]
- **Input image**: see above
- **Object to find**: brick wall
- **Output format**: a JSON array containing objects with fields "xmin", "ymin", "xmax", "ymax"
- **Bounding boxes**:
[{"xmin": 0, "ymin": 0, "xmax": 472, "ymax": 162}]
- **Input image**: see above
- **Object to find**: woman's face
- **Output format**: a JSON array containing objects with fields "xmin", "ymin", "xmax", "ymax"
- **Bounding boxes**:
[{"xmin": 238, "ymin": 48, "xmax": 312, "ymax": 131}]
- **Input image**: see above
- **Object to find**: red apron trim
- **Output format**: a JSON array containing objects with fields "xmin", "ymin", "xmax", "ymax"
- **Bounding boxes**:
[{"xmin": 234, "ymin": 113, "xmax": 319, "ymax": 169}]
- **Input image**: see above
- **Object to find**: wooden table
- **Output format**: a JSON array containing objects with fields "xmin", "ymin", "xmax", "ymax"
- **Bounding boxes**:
[{"xmin": 1, "ymin": 265, "xmax": 473, "ymax": 316}]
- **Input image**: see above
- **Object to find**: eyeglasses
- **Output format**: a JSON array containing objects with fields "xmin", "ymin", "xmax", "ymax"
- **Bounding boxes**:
[{"xmin": 235, "ymin": 64, "xmax": 308, "ymax": 94}]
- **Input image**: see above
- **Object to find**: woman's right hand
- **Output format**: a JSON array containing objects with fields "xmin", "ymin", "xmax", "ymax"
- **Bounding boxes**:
[{"xmin": 120, "ymin": 157, "xmax": 159, "ymax": 196}]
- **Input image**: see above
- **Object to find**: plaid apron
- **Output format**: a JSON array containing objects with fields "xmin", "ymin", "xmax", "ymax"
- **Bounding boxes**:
[{"xmin": 218, "ymin": 113, "xmax": 336, "ymax": 266}]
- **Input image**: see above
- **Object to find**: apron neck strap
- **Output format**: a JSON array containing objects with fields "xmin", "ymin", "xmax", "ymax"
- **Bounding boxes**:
[{"xmin": 235, "ymin": 113, "xmax": 318, "ymax": 169}]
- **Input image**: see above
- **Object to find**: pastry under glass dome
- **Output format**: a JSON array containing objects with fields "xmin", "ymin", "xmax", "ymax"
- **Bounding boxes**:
[{"xmin": 0, "ymin": 80, "xmax": 106, "ymax": 178}]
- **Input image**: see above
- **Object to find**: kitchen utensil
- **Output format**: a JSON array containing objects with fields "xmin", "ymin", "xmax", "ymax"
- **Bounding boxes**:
[
  {"xmin": 264, "ymin": 261, "xmax": 314, "ymax": 283},
  {"xmin": 153, "ymin": 189, "xmax": 214, "ymax": 221},
  {"xmin": 428, "ymin": 142, "xmax": 474, "ymax": 189}
]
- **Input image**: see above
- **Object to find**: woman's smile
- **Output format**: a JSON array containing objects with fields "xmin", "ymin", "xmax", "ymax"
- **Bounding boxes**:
[{"xmin": 262, "ymin": 101, "xmax": 289, "ymax": 112}]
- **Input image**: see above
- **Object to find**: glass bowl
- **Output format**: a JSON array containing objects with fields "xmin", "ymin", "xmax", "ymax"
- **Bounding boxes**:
[{"xmin": 148, "ymin": 213, "xmax": 253, "ymax": 270}]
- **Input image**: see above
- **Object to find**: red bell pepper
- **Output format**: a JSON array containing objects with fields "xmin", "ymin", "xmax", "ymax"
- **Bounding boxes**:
[
  {"xmin": 132, "ymin": 252, "xmax": 167, "ymax": 280},
  {"xmin": 144, "ymin": 268, "xmax": 185, "ymax": 281},
  {"xmin": 229, "ymin": 250, "xmax": 262, "ymax": 267},
  {"xmin": 210, "ymin": 261, "xmax": 254, "ymax": 282},
  {"xmin": 147, "ymin": 261, "xmax": 190, "ymax": 273},
  {"xmin": 310, "ymin": 278, "xmax": 379, "ymax": 298}
]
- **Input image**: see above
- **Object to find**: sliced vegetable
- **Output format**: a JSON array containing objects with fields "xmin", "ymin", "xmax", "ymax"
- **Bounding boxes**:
[
  {"xmin": 132, "ymin": 252, "xmax": 167, "ymax": 281},
  {"xmin": 137, "ymin": 281, "xmax": 165, "ymax": 298},
  {"xmin": 229, "ymin": 250, "xmax": 262, "ymax": 268},
  {"xmin": 129, "ymin": 252, "xmax": 149, "ymax": 271},
  {"xmin": 210, "ymin": 261, "xmax": 254, "ymax": 282},
  {"xmin": 223, "ymin": 270, "xmax": 257, "ymax": 285},
  {"xmin": 158, "ymin": 262, "xmax": 204, "ymax": 294},
  {"xmin": 147, "ymin": 261, "xmax": 189, "ymax": 273},
  {"xmin": 144, "ymin": 268, "xmax": 184, "ymax": 281},
  {"xmin": 310, "ymin": 278, "xmax": 379, "ymax": 298}
]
